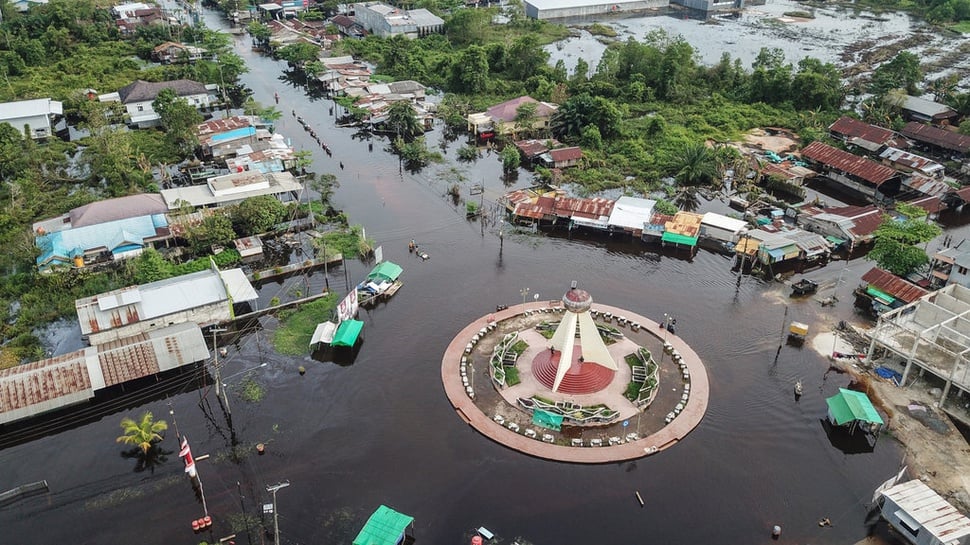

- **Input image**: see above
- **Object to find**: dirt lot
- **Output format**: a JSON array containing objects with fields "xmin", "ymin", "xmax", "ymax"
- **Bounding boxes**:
[
  {"xmin": 740, "ymin": 128, "xmax": 802, "ymax": 155},
  {"xmin": 812, "ymin": 331, "xmax": 970, "ymax": 513}
]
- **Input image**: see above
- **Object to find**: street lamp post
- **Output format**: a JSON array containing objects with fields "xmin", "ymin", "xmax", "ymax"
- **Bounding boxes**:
[{"xmin": 520, "ymin": 287, "xmax": 529, "ymax": 304}]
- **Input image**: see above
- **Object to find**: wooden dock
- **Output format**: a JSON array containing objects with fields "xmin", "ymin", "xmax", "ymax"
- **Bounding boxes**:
[{"xmin": 359, "ymin": 281, "xmax": 403, "ymax": 308}]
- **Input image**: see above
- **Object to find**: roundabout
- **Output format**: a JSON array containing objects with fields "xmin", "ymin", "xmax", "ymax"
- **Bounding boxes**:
[{"xmin": 441, "ymin": 286, "xmax": 710, "ymax": 463}]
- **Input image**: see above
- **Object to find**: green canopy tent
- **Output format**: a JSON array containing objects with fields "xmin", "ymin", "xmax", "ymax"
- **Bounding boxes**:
[
  {"xmin": 660, "ymin": 231, "xmax": 698, "ymax": 247},
  {"xmin": 353, "ymin": 505, "xmax": 414, "ymax": 545},
  {"xmin": 826, "ymin": 388, "xmax": 884, "ymax": 439},
  {"xmin": 367, "ymin": 261, "xmax": 403, "ymax": 283},
  {"xmin": 532, "ymin": 409, "xmax": 563, "ymax": 431},
  {"xmin": 332, "ymin": 319, "xmax": 364, "ymax": 347}
]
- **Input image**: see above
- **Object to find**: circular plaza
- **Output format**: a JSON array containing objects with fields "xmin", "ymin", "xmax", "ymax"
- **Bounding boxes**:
[{"xmin": 441, "ymin": 287, "xmax": 709, "ymax": 463}]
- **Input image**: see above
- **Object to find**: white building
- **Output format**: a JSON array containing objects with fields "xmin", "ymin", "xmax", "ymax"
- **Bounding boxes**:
[
  {"xmin": 524, "ymin": 0, "xmax": 669, "ymax": 20},
  {"xmin": 160, "ymin": 170, "xmax": 303, "ymax": 210},
  {"xmin": 352, "ymin": 2, "xmax": 443, "ymax": 37},
  {"xmin": 606, "ymin": 196, "xmax": 656, "ymax": 237},
  {"xmin": 878, "ymin": 479, "xmax": 970, "ymax": 545},
  {"xmin": 700, "ymin": 212, "xmax": 748, "ymax": 244},
  {"xmin": 76, "ymin": 264, "xmax": 258, "ymax": 345},
  {"xmin": 0, "ymin": 98, "xmax": 63, "ymax": 139},
  {"xmin": 100, "ymin": 79, "xmax": 212, "ymax": 128}
]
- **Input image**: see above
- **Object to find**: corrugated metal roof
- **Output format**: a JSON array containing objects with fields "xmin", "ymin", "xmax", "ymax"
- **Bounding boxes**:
[
  {"xmin": 902, "ymin": 174, "xmax": 949, "ymax": 197},
  {"xmin": 881, "ymin": 479, "xmax": 970, "ymax": 542},
  {"xmin": 0, "ymin": 98, "xmax": 62, "ymax": 120},
  {"xmin": 862, "ymin": 267, "xmax": 928, "ymax": 303},
  {"xmin": 801, "ymin": 141, "xmax": 898, "ymax": 186},
  {"xmin": 901, "ymin": 95, "xmax": 957, "ymax": 119},
  {"xmin": 0, "ymin": 352, "xmax": 94, "ymax": 424},
  {"xmin": 549, "ymin": 147, "xmax": 582, "ymax": 162},
  {"xmin": 608, "ymin": 196, "xmax": 656, "ymax": 230},
  {"xmin": 665, "ymin": 212, "xmax": 703, "ymax": 237},
  {"xmin": 901, "ymin": 122, "xmax": 970, "ymax": 154},
  {"xmin": 514, "ymin": 139, "xmax": 550, "ymax": 158},
  {"xmin": 879, "ymin": 147, "xmax": 943, "ymax": 175},
  {"xmin": 68, "ymin": 194, "xmax": 168, "ymax": 228},
  {"xmin": 829, "ymin": 116, "xmax": 895, "ymax": 146}
]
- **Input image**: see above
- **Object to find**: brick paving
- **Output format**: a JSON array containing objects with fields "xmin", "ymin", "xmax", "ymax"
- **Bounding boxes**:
[{"xmin": 441, "ymin": 301, "xmax": 709, "ymax": 463}]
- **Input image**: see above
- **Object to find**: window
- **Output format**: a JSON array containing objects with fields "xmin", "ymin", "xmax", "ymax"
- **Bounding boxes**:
[
  {"xmin": 137, "ymin": 105, "xmax": 144, "ymax": 112},
  {"xmin": 958, "ymin": 266, "xmax": 967, "ymax": 275}
]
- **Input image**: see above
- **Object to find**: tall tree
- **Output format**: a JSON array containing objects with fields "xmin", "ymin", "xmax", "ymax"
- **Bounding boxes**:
[
  {"xmin": 385, "ymin": 101, "xmax": 423, "ymax": 139},
  {"xmin": 153, "ymin": 88, "xmax": 203, "ymax": 155},
  {"xmin": 868, "ymin": 204, "xmax": 941, "ymax": 276},
  {"xmin": 870, "ymin": 51, "xmax": 922, "ymax": 96},
  {"xmin": 673, "ymin": 142, "xmax": 716, "ymax": 187},
  {"xmin": 450, "ymin": 45, "xmax": 489, "ymax": 94}
]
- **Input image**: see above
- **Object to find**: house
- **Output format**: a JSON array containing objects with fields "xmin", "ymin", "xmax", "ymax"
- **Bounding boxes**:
[
  {"xmin": 800, "ymin": 141, "xmax": 901, "ymax": 203},
  {"xmin": 606, "ymin": 196, "xmax": 656, "ymax": 237},
  {"xmin": 877, "ymin": 479, "xmax": 970, "ymax": 545},
  {"xmin": 878, "ymin": 147, "xmax": 944, "ymax": 179},
  {"xmin": 195, "ymin": 115, "xmax": 295, "ymax": 169},
  {"xmin": 113, "ymin": 4, "xmax": 165, "ymax": 34},
  {"xmin": 101, "ymin": 79, "xmax": 212, "ymax": 128},
  {"xmin": 901, "ymin": 95, "xmax": 959, "ymax": 125},
  {"xmin": 317, "ymin": 55, "xmax": 372, "ymax": 95},
  {"xmin": 828, "ymin": 116, "xmax": 908, "ymax": 152},
  {"xmin": 797, "ymin": 205, "xmax": 885, "ymax": 250},
  {"xmin": 900, "ymin": 122, "xmax": 970, "ymax": 157},
  {"xmin": 501, "ymin": 187, "xmax": 614, "ymax": 230},
  {"xmin": 151, "ymin": 41, "xmax": 208, "ymax": 64},
  {"xmin": 857, "ymin": 266, "xmax": 929, "ymax": 315},
  {"xmin": 514, "ymin": 139, "xmax": 560, "ymax": 162},
  {"xmin": 541, "ymin": 146, "xmax": 582, "ymax": 169},
  {"xmin": 10, "ymin": 0, "xmax": 49, "ymax": 12},
  {"xmin": 467, "ymin": 96, "xmax": 558, "ymax": 138},
  {"xmin": 748, "ymin": 229, "xmax": 800, "ymax": 266},
  {"xmin": 76, "ymin": 264, "xmax": 258, "ymax": 345},
  {"xmin": 0, "ymin": 98, "xmax": 63, "ymax": 139},
  {"xmin": 929, "ymin": 246, "xmax": 970, "ymax": 289},
  {"xmin": 331, "ymin": 14, "xmax": 365, "ymax": 37},
  {"xmin": 700, "ymin": 212, "xmax": 748, "ymax": 245},
  {"xmin": 160, "ymin": 170, "xmax": 303, "ymax": 210},
  {"xmin": 661, "ymin": 212, "xmax": 703, "ymax": 251},
  {"xmin": 0, "ymin": 323, "xmax": 208, "ymax": 425},
  {"xmin": 524, "ymin": 0, "xmax": 669, "ymax": 20},
  {"xmin": 352, "ymin": 2, "xmax": 443, "ymax": 37},
  {"xmin": 33, "ymin": 194, "xmax": 171, "ymax": 273}
]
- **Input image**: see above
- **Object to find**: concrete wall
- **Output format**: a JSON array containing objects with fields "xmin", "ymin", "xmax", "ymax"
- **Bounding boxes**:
[
  {"xmin": 87, "ymin": 303, "xmax": 228, "ymax": 345},
  {"xmin": 525, "ymin": 0, "xmax": 668, "ymax": 20},
  {"xmin": 671, "ymin": 0, "xmax": 741, "ymax": 12},
  {"xmin": 0, "ymin": 113, "xmax": 52, "ymax": 139}
]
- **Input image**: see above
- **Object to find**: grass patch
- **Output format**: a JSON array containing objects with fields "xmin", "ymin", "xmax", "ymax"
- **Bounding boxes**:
[
  {"xmin": 510, "ymin": 340, "xmax": 529, "ymax": 355},
  {"xmin": 953, "ymin": 20, "xmax": 970, "ymax": 33},
  {"xmin": 586, "ymin": 23, "xmax": 617, "ymax": 37},
  {"xmin": 239, "ymin": 378, "xmax": 265, "ymax": 403},
  {"xmin": 625, "ymin": 381, "xmax": 641, "ymax": 401},
  {"xmin": 505, "ymin": 366, "xmax": 520, "ymax": 386},
  {"xmin": 272, "ymin": 294, "xmax": 339, "ymax": 355},
  {"xmin": 624, "ymin": 353, "xmax": 641, "ymax": 368},
  {"xmin": 533, "ymin": 394, "xmax": 555, "ymax": 405},
  {"xmin": 783, "ymin": 10, "xmax": 814, "ymax": 17}
]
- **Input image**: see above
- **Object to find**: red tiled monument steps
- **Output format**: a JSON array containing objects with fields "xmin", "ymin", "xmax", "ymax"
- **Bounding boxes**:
[{"xmin": 531, "ymin": 351, "xmax": 615, "ymax": 395}]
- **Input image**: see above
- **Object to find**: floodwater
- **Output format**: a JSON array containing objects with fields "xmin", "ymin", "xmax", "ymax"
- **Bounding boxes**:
[
  {"xmin": 547, "ymin": 0, "xmax": 970, "ymax": 87},
  {"xmin": 4, "ymin": 7, "xmax": 968, "ymax": 545}
]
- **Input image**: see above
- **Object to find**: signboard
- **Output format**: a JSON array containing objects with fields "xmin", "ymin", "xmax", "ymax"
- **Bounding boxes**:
[
  {"xmin": 374, "ymin": 245, "xmax": 383, "ymax": 264},
  {"xmin": 337, "ymin": 289, "xmax": 358, "ymax": 322}
]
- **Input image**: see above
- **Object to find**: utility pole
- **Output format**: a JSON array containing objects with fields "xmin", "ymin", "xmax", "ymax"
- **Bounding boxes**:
[
  {"xmin": 211, "ymin": 327, "xmax": 229, "ymax": 412},
  {"xmin": 266, "ymin": 481, "xmax": 290, "ymax": 544}
]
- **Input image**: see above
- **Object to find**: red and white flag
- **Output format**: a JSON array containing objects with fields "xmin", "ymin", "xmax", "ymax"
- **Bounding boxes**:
[{"xmin": 179, "ymin": 436, "xmax": 197, "ymax": 477}]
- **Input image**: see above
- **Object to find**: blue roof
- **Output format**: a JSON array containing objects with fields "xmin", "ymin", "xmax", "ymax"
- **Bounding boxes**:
[
  {"xmin": 37, "ymin": 214, "xmax": 167, "ymax": 269},
  {"xmin": 210, "ymin": 126, "xmax": 256, "ymax": 143}
]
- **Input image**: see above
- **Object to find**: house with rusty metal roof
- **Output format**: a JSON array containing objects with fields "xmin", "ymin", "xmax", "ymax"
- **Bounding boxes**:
[
  {"xmin": 0, "ymin": 322, "xmax": 208, "ymax": 425},
  {"xmin": 151, "ymin": 41, "xmax": 208, "ymax": 64},
  {"xmin": 541, "ymin": 146, "xmax": 583, "ymax": 169},
  {"xmin": 901, "ymin": 122, "xmax": 970, "ymax": 157},
  {"xmin": 857, "ymin": 266, "xmax": 929, "ymax": 315},
  {"xmin": 76, "ymin": 265, "xmax": 257, "ymax": 345},
  {"xmin": 800, "ymin": 141, "xmax": 901, "ymax": 203},
  {"xmin": 797, "ymin": 204, "xmax": 886, "ymax": 250},
  {"xmin": 879, "ymin": 147, "xmax": 944, "ymax": 179},
  {"xmin": 828, "ymin": 116, "xmax": 908, "ymax": 152}
]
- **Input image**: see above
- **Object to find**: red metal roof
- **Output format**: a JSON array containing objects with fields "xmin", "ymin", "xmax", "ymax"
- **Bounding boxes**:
[
  {"xmin": 829, "ymin": 116, "xmax": 895, "ymax": 145},
  {"xmin": 901, "ymin": 122, "xmax": 970, "ymax": 154},
  {"xmin": 862, "ymin": 267, "xmax": 928, "ymax": 303},
  {"xmin": 514, "ymin": 139, "xmax": 550, "ymax": 158},
  {"xmin": 907, "ymin": 194, "xmax": 944, "ymax": 214},
  {"xmin": 0, "ymin": 351, "xmax": 93, "ymax": 420},
  {"xmin": 801, "ymin": 141, "xmax": 898, "ymax": 186},
  {"xmin": 98, "ymin": 333, "xmax": 160, "ymax": 387},
  {"xmin": 549, "ymin": 147, "xmax": 582, "ymax": 162}
]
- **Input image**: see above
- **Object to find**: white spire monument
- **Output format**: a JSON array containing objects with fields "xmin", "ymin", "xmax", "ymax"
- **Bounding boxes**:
[{"xmin": 548, "ymin": 282, "xmax": 618, "ymax": 392}]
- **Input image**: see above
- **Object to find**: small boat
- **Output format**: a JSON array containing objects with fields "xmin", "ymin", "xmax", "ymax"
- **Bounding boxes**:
[
  {"xmin": 791, "ymin": 279, "xmax": 818, "ymax": 296},
  {"xmin": 794, "ymin": 380, "xmax": 803, "ymax": 397}
]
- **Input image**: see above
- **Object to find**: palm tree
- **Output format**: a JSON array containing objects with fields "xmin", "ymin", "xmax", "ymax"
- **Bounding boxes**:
[
  {"xmin": 674, "ymin": 142, "xmax": 716, "ymax": 187},
  {"xmin": 117, "ymin": 411, "xmax": 168, "ymax": 454},
  {"xmin": 385, "ymin": 101, "xmax": 423, "ymax": 139},
  {"xmin": 674, "ymin": 187, "xmax": 700, "ymax": 212}
]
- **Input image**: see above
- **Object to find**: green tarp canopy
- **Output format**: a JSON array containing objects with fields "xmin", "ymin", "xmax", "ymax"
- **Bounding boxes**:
[
  {"xmin": 825, "ymin": 235, "xmax": 847, "ymax": 245},
  {"xmin": 826, "ymin": 388, "xmax": 884, "ymax": 426},
  {"xmin": 367, "ymin": 261, "xmax": 402, "ymax": 283},
  {"xmin": 332, "ymin": 319, "xmax": 364, "ymax": 347},
  {"xmin": 532, "ymin": 409, "xmax": 563, "ymax": 431},
  {"xmin": 661, "ymin": 231, "xmax": 698, "ymax": 247},
  {"xmin": 353, "ymin": 505, "xmax": 414, "ymax": 545},
  {"xmin": 866, "ymin": 286, "xmax": 895, "ymax": 305}
]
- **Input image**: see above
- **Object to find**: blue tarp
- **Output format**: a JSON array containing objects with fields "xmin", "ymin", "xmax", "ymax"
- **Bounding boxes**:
[{"xmin": 875, "ymin": 367, "xmax": 903, "ymax": 384}]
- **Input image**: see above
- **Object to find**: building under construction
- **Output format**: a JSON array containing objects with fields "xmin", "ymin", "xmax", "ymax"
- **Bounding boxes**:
[{"xmin": 865, "ymin": 283, "xmax": 970, "ymax": 424}]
